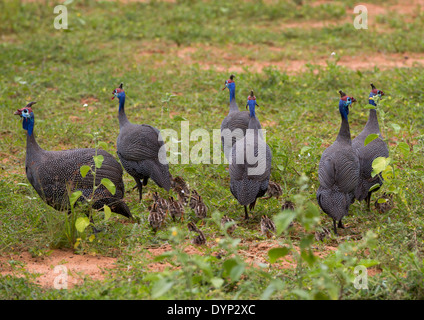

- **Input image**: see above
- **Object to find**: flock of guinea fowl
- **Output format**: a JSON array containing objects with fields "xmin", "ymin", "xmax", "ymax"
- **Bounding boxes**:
[{"xmin": 14, "ymin": 75, "xmax": 389, "ymax": 245}]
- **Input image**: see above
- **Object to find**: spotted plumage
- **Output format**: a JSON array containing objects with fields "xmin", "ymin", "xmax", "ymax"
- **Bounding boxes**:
[
  {"xmin": 113, "ymin": 83, "xmax": 171, "ymax": 201},
  {"xmin": 194, "ymin": 195, "xmax": 208, "ymax": 220},
  {"xmin": 14, "ymin": 103, "xmax": 132, "ymax": 219},
  {"xmin": 316, "ymin": 90, "xmax": 360, "ymax": 235},
  {"xmin": 171, "ymin": 176, "xmax": 190, "ymax": 206},
  {"xmin": 281, "ymin": 200, "xmax": 295, "ymax": 211},
  {"xmin": 352, "ymin": 83, "xmax": 389, "ymax": 209},
  {"xmin": 187, "ymin": 221, "xmax": 206, "ymax": 245},
  {"xmin": 229, "ymin": 91, "xmax": 272, "ymax": 220},
  {"xmin": 260, "ymin": 215, "xmax": 276, "ymax": 238},
  {"xmin": 314, "ymin": 227, "xmax": 331, "ymax": 241}
]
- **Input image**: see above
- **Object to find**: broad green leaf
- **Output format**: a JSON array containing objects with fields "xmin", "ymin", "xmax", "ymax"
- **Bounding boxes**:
[
  {"xmin": 377, "ymin": 198, "xmax": 387, "ymax": 204},
  {"xmin": 151, "ymin": 278, "xmax": 174, "ymax": 298},
  {"xmin": 274, "ymin": 211, "xmax": 296, "ymax": 235},
  {"xmin": 364, "ymin": 134, "xmax": 379, "ymax": 146},
  {"xmin": 75, "ymin": 217, "xmax": 90, "ymax": 233},
  {"xmin": 268, "ymin": 247, "xmax": 289, "ymax": 264},
  {"xmin": 104, "ymin": 205, "xmax": 112, "ymax": 221},
  {"xmin": 97, "ymin": 141, "xmax": 108, "ymax": 150},
  {"xmin": 223, "ymin": 258, "xmax": 244, "ymax": 282},
  {"xmin": 358, "ymin": 259, "xmax": 380, "ymax": 268},
  {"xmin": 210, "ymin": 277, "xmax": 224, "ymax": 289},
  {"xmin": 101, "ymin": 178, "xmax": 116, "ymax": 195},
  {"xmin": 397, "ymin": 142, "xmax": 410, "ymax": 157},
  {"xmin": 80, "ymin": 165, "xmax": 91, "ymax": 178},
  {"xmin": 371, "ymin": 157, "xmax": 391, "ymax": 177},
  {"xmin": 300, "ymin": 146, "xmax": 311, "ymax": 155},
  {"xmin": 69, "ymin": 191, "xmax": 82, "ymax": 207},
  {"xmin": 93, "ymin": 155, "xmax": 104, "ymax": 169},
  {"xmin": 390, "ymin": 123, "xmax": 401, "ymax": 133},
  {"xmin": 368, "ymin": 183, "xmax": 381, "ymax": 192},
  {"xmin": 89, "ymin": 234, "xmax": 95, "ymax": 242}
]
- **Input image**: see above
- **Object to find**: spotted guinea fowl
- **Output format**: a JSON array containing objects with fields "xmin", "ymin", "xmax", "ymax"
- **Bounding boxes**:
[
  {"xmin": 14, "ymin": 103, "xmax": 132, "ymax": 219},
  {"xmin": 229, "ymin": 91, "xmax": 272, "ymax": 220},
  {"xmin": 112, "ymin": 83, "xmax": 171, "ymax": 201},
  {"xmin": 221, "ymin": 215, "xmax": 237, "ymax": 235},
  {"xmin": 221, "ymin": 75, "xmax": 255, "ymax": 161},
  {"xmin": 260, "ymin": 215, "xmax": 276, "ymax": 238},
  {"xmin": 316, "ymin": 90, "xmax": 360, "ymax": 235},
  {"xmin": 187, "ymin": 222, "xmax": 206, "ymax": 245},
  {"xmin": 352, "ymin": 83, "xmax": 389, "ymax": 209}
]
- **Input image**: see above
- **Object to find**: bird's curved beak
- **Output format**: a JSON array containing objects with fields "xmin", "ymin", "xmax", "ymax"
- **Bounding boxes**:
[
  {"xmin": 14, "ymin": 109, "xmax": 22, "ymax": 116},
  {"xmin": 351, "ymin": 97, "xmax": 357, "ymax": 103}
]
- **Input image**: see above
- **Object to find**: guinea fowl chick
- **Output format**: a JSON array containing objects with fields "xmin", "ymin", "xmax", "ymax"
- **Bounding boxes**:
[
  {"xmin": 194, "ymin": 195, "xmax": 208, "ymax": 220},
  {"xmin": 260, "ymin": 215, "xmax": 276, "ymax": 239},
  {"xmin": 187, "ymin": 222, "xmax": 206, "ymax": 245},
  {"xmin": 221, "ymin": 215, "xmax": 237, "ymax": 235},
  {"xmin": 152, "ymin": 191, "xmax": 169, "ymax": 213},
  {"xmin": 168, "ymin": 196, "xmax": 184, "ymax": 221},
  {"xmin": 375, "ymin": 193, "xmax": 394, "ymax": 213},
  {"xmin": 263, "ymin": 181, "xmax": 283, "ymax": 200},
  {"xmin": 315, "ymin": 227, "xmax": 331, "ymax": 242},
  {"xmin": 281, "ymin": 200, "xmax": 295, "ymax": 211},
  {"xmin": 148, "ymin": 202, "xmax": 165, "ymax": 233},
  {"xmin": 172, "ymin": 176, "xmax": 190, "ymax": 206}
]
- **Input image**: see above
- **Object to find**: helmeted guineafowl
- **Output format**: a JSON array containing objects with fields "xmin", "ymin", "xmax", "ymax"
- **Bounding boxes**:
[
  {"xmin": 14, "ymin": 102, "xmax": 132, "ymax": 219},
  {"xmin": 229, "ymin": 91, "xmax": 272, "ymax": 220},
  {"xmin": 112, "ymin": 83, "xmax": 171, "ymax": 200},
  {"xmin": 221, "ymin": 75, "xmax": 256, "ymax": 161},
  {"xmin": 316, "ymin": 90, "xmax": 360, "ymax": 235},
  {"xmin": 352, "ymin": 83, "xmax": 389, "ymax": 209}
]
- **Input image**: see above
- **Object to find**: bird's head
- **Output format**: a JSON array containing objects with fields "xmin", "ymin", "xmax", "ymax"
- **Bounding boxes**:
[
  {"xmin": 112, "ymin": 83, "xmax": 125, "ymax": 101},
  {"xmin": 338, "ymin": 90, "xmax": 356, "ymax": 120},
  {"xmin": 369, "ymin": 83, "xmax": 384, "ymax": 106},
  {"xmin": 14, "ymin": 102, "xmax": 36, "ymax": 135}
]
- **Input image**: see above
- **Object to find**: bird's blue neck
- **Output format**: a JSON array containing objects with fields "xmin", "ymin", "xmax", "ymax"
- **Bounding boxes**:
[
  {"xmin": 119, "ymin": 95, "xmax": 126, "ymax": 112},
  {"xmin": 247, "ymin": 100, "xmax": 256, "ymax": 117},
  {"xmin": 23, "ymin": 115, "xmax": 34, "ymax": 136},
  {"xmin": 339, "ymin": 100, "xmax": 349, "ymax": 121},
  {"xmin": 369, "ymin": 92, "xmax": 377, "ymax": 107},
  {"xmin": 227, "ymin": 82, "xmax": 236, "ymax": 102}
]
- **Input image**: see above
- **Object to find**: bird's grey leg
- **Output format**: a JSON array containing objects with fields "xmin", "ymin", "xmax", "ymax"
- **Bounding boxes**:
[
  {"xmin": 244, "ymin": 206, "xmax": 249, "ymax": 220},
  {"xmin": 338, "ymin": 219, "xmax": 345, "ymax": 229},
  {"xmin": 333, "ymin": 220, "xmax": 338, "ymax": 235},
  {"xmin": 135, "ymin": 179, "xmax": 143, "ymax": 201}
]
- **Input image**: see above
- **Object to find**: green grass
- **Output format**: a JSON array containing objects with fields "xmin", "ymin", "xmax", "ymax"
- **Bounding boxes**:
[{"xmin": 1, "ymin": 0, "xmax": 424, "ymax": 300}]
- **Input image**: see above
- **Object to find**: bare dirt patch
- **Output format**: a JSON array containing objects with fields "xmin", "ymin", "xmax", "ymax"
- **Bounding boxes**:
[{"xmin": 0, "ymin": 249, "xmax": 117, "ymax": 289}]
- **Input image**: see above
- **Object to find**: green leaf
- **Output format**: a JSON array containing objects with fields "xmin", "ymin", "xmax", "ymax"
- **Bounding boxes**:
[
  {"xmin": 104, "ymin": 205, "xmax": 112, "ymax": 221},
  {"xmin": 80, "ymin": 165, "xmax": 91, "ymax": 178},
  {"xmin": 371, "ymin": 157, "xmax": 391, "ymax": 177},
  {"xmin": 93, "ymin": 155, "xmax": 104, "ymax": 169},
  {"xmin": 223, "ymin": 258, "xmax": 244, "ymax": 282},
  {"xmin": 390, "ymin": 123, "xmax": 401, "ymax": 133},
  {"xmin": 397, "ymin": 142, "xmax": 410, "ymax": 157},
  {"xmin": 300, "ymin": 146, "xmax": 311, "ymax": 155},
  {"xmin": 75, "ymin": 217, "xmax": 90, "ymax": 233},
  {"xmin": 63, "ymin": 0, "xmax": 74, "ymax": 5},
  {"xmin": 172, "ymin": 115, "xmax": 187, "ymax": 122},
  {"xmin": 274, "ymin": 211, "xmax": 296, "ymax": 234},
  {"xmin": 377, "ymin": 198, "xmax": 387, "ymax": 204},
  {"xmin": 69, "ymin": 191, "xmax": 82, "ymax": 207},
  {"xmin": 368, "ymin": 183, "xmax": 381, "ymax": 192},
  {"xmin": 268, "ymin": 247, "xmax": 289, "ymax": 264},
  {"xmin": 151, "ymin": 278, "xmax": 174, "ymax": 298},
  {"xmin": 364, "ymin": 133, "xmax": 379, "ymax": 146},
  {"xmin": 210, "ymin": 277, "xmax": 224, "ymax": 289},
  {"xmin": 97, "ymin": 141, "xmax": 108, "ymax": 151},
  {"xmin": 358, "ymin": 259, "xmax": 380, "ymax": 268},
  {"xmin": 101, "ymin": 178, "xmax": 116, "ymax": 195}
]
